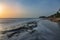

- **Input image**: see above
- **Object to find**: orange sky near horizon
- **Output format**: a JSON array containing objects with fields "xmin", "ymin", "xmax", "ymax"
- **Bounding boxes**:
[{"xmin": 0, "ymin": 2, "xmax": 24, "ymax": 18}]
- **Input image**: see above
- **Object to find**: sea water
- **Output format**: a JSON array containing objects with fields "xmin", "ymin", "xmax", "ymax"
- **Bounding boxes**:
[{"xmin": 0, "ymin": 18, "xmax": 60, "ymax": 40}]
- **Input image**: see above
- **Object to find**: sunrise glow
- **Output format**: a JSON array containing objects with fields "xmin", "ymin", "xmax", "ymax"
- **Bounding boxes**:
[
  {"xmin": 0, "ymin": 3, "xmax": 22, "ymax": 18},
  {"xmin": 0, "ymin": 4, "xmax": 4, "ymax": 14}
]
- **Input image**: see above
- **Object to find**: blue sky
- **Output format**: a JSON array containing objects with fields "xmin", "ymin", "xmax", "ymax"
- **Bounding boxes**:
[
  {"xmin": 20, "ymin": 0, "xmax": 60, "ymax": 17},
  {"xmin": 0, "ymin": 0, "xmax": 60, "ymax": 18}
]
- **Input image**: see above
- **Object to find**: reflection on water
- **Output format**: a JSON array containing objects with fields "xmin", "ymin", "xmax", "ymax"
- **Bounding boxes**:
[
  {"xmin": 0, "ymin": 26, "xmax": 4, "ymax": 31},
  {"xmin": 0, "ymin": 18, "xmax": 32, "ymax": 31},
  {"xmin": 0, "ymin": 18, "xmax": 36, "ymax": 40},
  {"xmin": 0, "ymin": 24, "xmax": 10, "ymax": 32}
]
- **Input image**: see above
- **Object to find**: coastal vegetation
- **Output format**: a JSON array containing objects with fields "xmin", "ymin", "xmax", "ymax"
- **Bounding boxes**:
[
  {"xmin": 39, "ymin": 9, "xmax": 60, "ymax": 22},
  {"xmin": 48, "ymin": 9, "xmax": 60, "ymax": 18},
  {"xmin": 48, "ymin": 9, "xmax": 60, "ymax": 22}
]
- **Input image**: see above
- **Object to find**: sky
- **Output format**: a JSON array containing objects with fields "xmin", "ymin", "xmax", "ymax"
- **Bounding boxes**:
[{"xmin": 0, "ymin": 0, "xmax": 60, "ymax": 18}]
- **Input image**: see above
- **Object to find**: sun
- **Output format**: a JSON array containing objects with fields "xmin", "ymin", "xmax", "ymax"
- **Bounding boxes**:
[{"xmin": 0, "ymin": 4, "xmax": 3, "ymax": 14}]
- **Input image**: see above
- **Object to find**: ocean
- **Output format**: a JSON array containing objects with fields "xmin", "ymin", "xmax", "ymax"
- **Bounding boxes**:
[
  {"xmin": 0, "ymin": 18, "xmax": 37, "ymax": 31},
  {"xmin": 0, "ymin": 18, "xmax": 60, "ymax": 40},
  {"xmin": 0, "ymin": 18, "xmax": 37, "ymax": 40}
]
